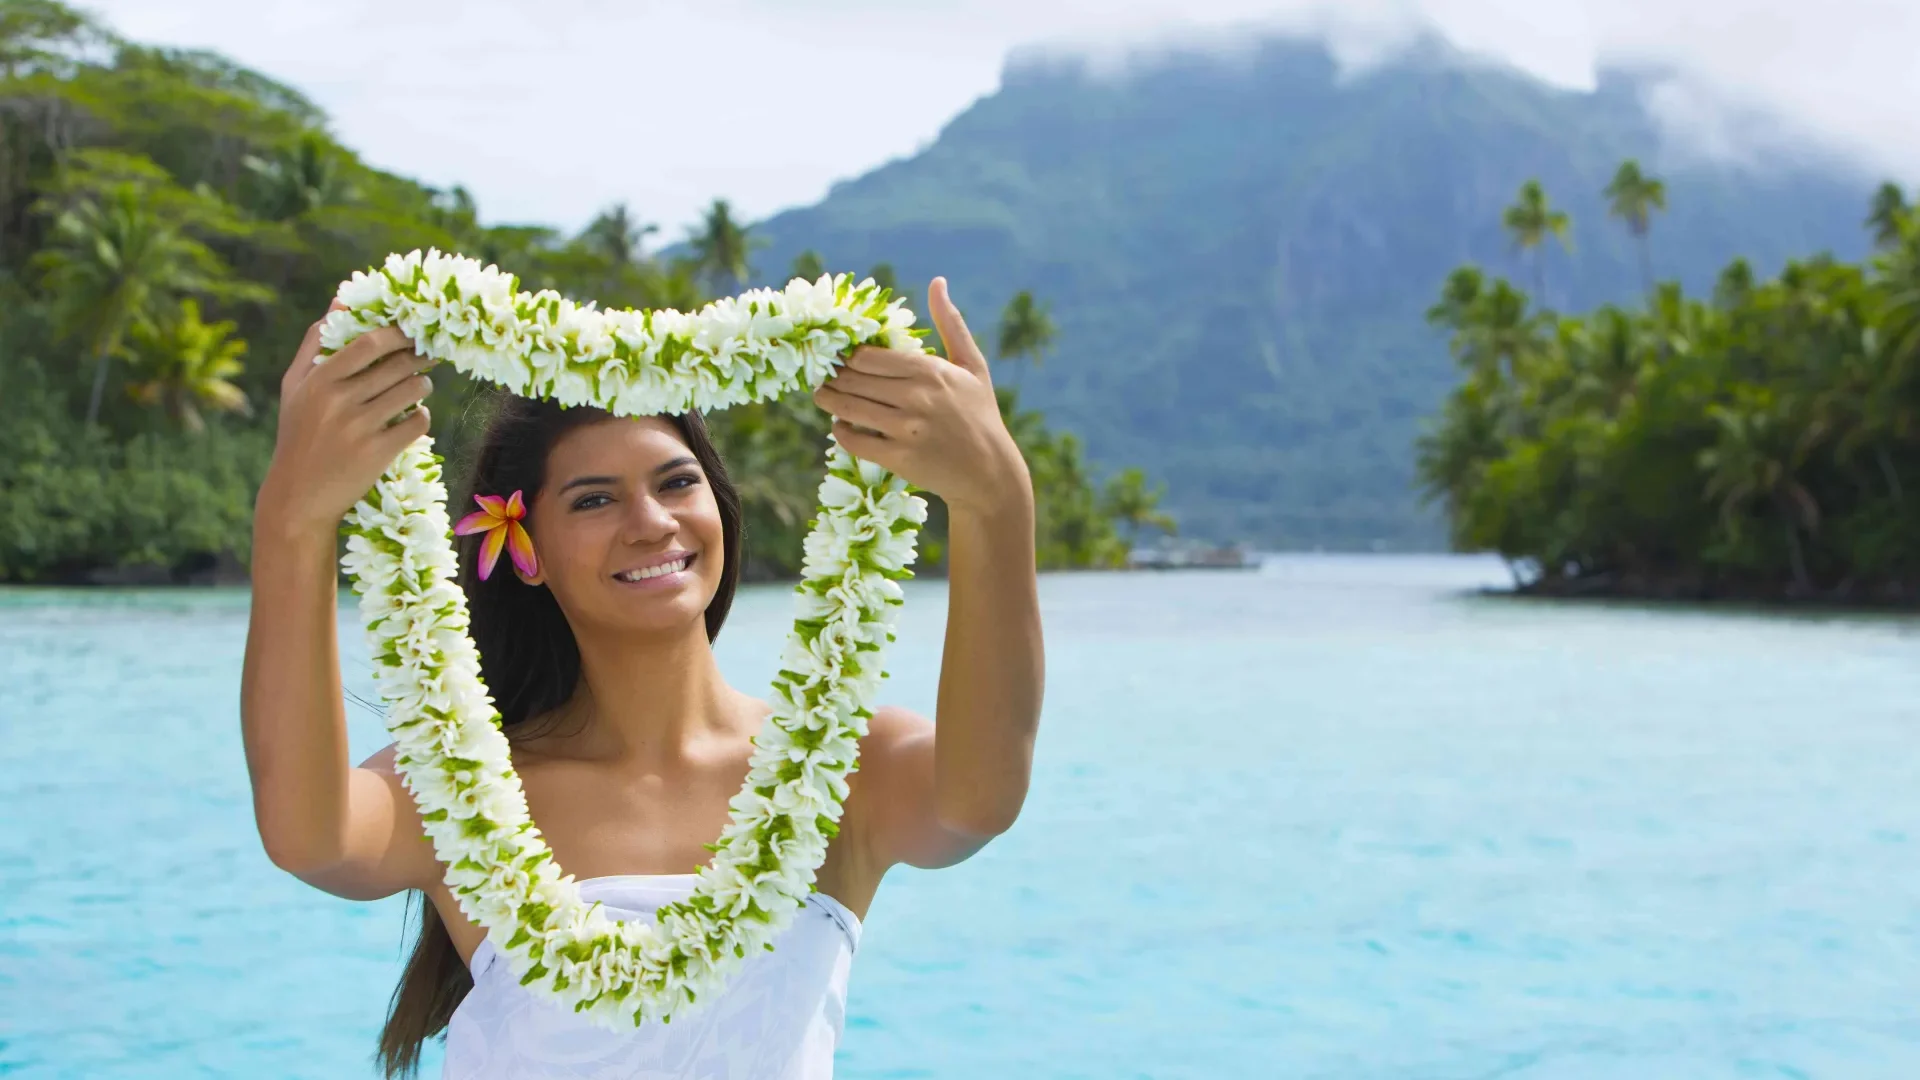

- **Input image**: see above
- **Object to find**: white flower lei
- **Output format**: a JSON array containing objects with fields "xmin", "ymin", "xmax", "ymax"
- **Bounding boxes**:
[{"xmin": 319, "ymin": 249, "xmax": 928, "ymax": 1028}]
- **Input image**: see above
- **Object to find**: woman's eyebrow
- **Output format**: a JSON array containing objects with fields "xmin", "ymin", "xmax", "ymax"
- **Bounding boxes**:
[
  {"xmin": 557, "ymin": 458, "xmax": 697, "ymax": 494},
  {"xmin": 557, "ymin": 474, "xmax": 620, "ymax": 493}
]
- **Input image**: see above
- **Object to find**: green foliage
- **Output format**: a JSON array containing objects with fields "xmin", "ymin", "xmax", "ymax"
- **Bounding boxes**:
[
  {"xmin": 999, "ymin": 388, "xmax": 1126, "ymax": 569},
  {"xmin": 1420, "ymin": 173, "xmax": 1920, "ymax": 602},
  {"xmin": 994, "ymin": 289, "xmax": 1055, "ymax": 376},
  {"xmin": 0, "ymin": 1, "xmax": 1136, "ymax": 582},
  {"xmin": 1100, "ymin": 467, "xmax": 1176, "ymax": 545},
  {"xmin": 1605, "ymin": 159, "xmax": 1666, "ymax": 296},
  {"xmin": 788, "ymin": 249, "xmax": 826, "ymax": 283},
  {"xmin": 125, "ymin": 298, "xmax": 251, "ymax": 432},
  {"xmin": 1503, "ymin": 179, "xmax": 1574, "ymax": 299},
  {"xmin": 31, "ymin": 162, "xmax": 270, "ymax": 425},
  {"xmin": 580, "ymin": 202, "xmax": 657, "ymax": 267},
  {"xmin": 685, "ymin": 198, "xmax": 760, "ymax": 297},
  {"xmin": 1869, "ymin": 182, "xmax": 1910, "ymax": 251},
  {"xmin": 0, "ymin": 364, "xmax": 270, "ymax": 581}
]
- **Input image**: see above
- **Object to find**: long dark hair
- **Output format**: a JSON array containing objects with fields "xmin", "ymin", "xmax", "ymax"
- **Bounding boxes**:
[{"xmin": 375, "ymin": 394, "xmax": 744, "ymax": 1078}]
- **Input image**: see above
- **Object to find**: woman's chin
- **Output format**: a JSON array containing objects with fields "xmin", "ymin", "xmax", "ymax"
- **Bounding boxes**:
[{"xmin": 590, "ymin": 579, "xmax": 717, "ymax": 634}]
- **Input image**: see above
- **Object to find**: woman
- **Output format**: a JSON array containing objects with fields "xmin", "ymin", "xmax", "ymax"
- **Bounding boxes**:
[{"xmin": 239, "ymin": 277, "xmax": 1044, "ymax": 1078}]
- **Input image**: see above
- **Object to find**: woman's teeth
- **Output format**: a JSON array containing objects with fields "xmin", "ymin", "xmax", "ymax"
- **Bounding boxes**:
[{"xmin": 615, "ymin": 557, "xmax": 690, "ymax": 583}]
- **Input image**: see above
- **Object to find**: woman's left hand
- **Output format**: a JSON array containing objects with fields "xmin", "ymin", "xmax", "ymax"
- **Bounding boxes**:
[{"xmin": 813, "ymin": 277, "xmax": 1032, "ymax": 515}]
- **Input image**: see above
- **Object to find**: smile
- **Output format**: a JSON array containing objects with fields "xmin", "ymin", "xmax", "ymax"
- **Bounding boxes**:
[{"xmin": 612, "ymin": 554, "xmax": 695, "ymax": 583}]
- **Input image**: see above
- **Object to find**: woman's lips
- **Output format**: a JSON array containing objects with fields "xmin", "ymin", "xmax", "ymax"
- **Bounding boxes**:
[{"xmin": 611, "ymin": 552, "xmax": 696, "ymax": 589}]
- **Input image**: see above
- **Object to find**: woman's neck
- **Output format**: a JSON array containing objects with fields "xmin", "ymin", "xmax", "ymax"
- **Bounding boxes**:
[{"xmin": 542, "ymin": 621, "xmax": 753, "ymax": 764}]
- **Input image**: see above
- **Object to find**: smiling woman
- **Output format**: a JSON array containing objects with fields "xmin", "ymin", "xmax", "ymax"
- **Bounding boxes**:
[
  {"xmin": 237, "ymin": 262, "xmax": 1046, "ymax": 1079},
  {"xmin": 449, "ymin": 399, "xmax": 746, "ymax": 747}
]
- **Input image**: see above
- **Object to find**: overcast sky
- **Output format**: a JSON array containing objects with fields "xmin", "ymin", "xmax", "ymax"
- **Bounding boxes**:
[{"xmin": 83, "ymin": 0, "xmax": 1920, "ymax": 240}]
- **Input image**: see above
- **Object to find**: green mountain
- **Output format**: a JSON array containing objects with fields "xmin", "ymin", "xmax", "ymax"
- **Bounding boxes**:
[{"xmin": 744, "ymin": 36, "xmax": 1877, "ymax": 549}]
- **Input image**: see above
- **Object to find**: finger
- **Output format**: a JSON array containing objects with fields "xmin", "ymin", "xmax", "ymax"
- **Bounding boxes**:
[
  {"xmin": 317, "ymin": 325, "xmax": 418, "ymax": 384},
  {"xmin": 825, "ymin": 368, "xmax": 916, "ymax": 410},
  {"xmin": 374, "ymin": 404, "xmax": 433, "ymax": 456},
  {"xmin": 927, "ymin": 277, "xmax": 991, "ymax": 380},
  {"xmin": 351, "ymin": 349, "xmax": 434, "ymax": 404},
  {"xmin": 814, "ymin": 384, "xmax": 900, "ymax": 435},
  {"xmin": 842, "ymin": 346, "xmax": 930, "ymax": 379},
  {"xmin": 831, "ymin": 420, "xmax": 890, "ymax": 463},
  {"xmin": 357, "ymin": 371, "xmax": 434, "ymax": 431}
]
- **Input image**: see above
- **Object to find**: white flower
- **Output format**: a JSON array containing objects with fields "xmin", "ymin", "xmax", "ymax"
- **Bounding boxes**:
[
  {"xmin": 817, "ymin": 474, "xmax": 864, "ymax": 512},
  {"xmin": 317, "ymin": 309, "xmax": 375, "ymax": 354},
  {"xmin": 552, "ymin": 364, "xmax": 597, "ymax": 408},
  {"xmin": 853, "ymin": 456, "xmax": 892, "ymax": 488},
  {"xmin": 867, "ymin": 528, "xmax": 919, "ymax": 574}
]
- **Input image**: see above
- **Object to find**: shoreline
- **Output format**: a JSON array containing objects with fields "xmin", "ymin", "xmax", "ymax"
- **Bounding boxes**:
[{"xmin": 1504, "ymin": 574, "xmax": 1920, "ymax": 615}]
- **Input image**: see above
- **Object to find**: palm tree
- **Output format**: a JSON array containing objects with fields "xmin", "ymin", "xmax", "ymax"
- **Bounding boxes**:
[
  {"xmin": 243, "ymin": 131, "xmax": 348, "ymax": 222},
  {"xmin": 1699, "ymin": 402, "xmax": 1820, "ymax": 592},
  {"xmin": 32, "ymin": 184, "xmax": 235, "ymax": 426},
  {"xmin": 1502, "ymin": 179, "xmax": 1573, "ymax": 302},
  {"xmin": 1455, "ymin": 278, "xmax": 1543, "ymax": 383},
  {"xmin": 1604, "ymin": 160, "xmax": 1666, "ymax": 298},
  {"xmin": 995, "ymin": 290, "xmax": 1056, "ymax": 384},
  {"xmin": 1872, "ymin": 215, "xmax": 1920, "ymax": 456},
  {"xmin": 1415, "ymin": 377, "xmax": 1506, "ymax": 536},
  {"xmin": 1428, "ymin": 268, "xmax": 1543, "ymax": 386},
  {"xmin": 1645, "ymin": 280, "xmax": 1708, "ymax": 358},
  {"xmin": 788, "ymin": 249, "xmax": 827, "ymax": 283},
  {"xmin": 125, "ymin": 298, "xmax": 250, "ymax": 432},
  {"xmin": 1867, "ymin": 182, "xmax": 1910, "ymax": 251},
  {"xmin": 686, "ymin": 198, "xmax": 759, "ymax": 296},
  {"xmin": 1100, "ymin": 467, "xmax": 1177, "ymax": 546},
  {"xmin": 581, "ymin": 202, "xmax": 657, "ymax": 267},
  {"xmin": 1714, "ymin": 258, "xmax": 1755, "ymax": 310},
  {"xmin": 1426, "ymin": 265, "xmax": 1486, "ymax": 336},
  {"xmin": 1823, "ymin": 323, "xmax": 1910, "ymax": 505}
]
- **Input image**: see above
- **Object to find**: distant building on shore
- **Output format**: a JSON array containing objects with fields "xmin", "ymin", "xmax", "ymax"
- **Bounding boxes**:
[{"xmin": 1126, "ymin": 540, "xmax": 1258, "ymax": 571}]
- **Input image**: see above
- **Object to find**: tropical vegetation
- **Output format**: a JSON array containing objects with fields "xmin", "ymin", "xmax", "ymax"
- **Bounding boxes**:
[
  {"xmin": 1419, "ymin": 167, "xmax": 1920, "ymax": 604},
  {"xmin": 0, "ymin": 1, "xmax": 1161, "ymax": 583}
]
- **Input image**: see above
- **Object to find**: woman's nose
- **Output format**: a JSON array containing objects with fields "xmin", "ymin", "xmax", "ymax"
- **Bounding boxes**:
[{"xmin": 620, "ymin": 493, "xmax": 678, "ymax": 544}]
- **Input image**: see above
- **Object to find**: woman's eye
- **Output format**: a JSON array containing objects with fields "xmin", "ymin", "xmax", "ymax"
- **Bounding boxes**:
[
  {"xmin": 663, "ymin": 474, "xmax": 700, "ymax": 492},
  {"xmin": 571, "ymin": 493, "xmax": 612, "ymax": 511}
]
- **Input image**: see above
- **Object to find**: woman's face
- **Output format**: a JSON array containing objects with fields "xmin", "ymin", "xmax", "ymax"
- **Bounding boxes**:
[{"xmin": 520, "ymin": 417, "xmax": 726, "ymax": 638}]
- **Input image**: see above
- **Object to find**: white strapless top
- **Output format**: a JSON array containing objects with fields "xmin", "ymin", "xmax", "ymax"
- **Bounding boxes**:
[{"xmin": 442, "ymin": 874, "xmax": 862, "ymax": 1079}]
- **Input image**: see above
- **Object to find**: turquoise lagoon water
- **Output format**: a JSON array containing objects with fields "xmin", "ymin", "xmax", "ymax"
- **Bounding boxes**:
[{"xmin": 4, "ymin": 556, "xmax": 1920, "ymax": 1078}]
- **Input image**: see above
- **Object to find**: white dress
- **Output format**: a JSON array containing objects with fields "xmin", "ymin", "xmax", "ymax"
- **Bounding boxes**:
[{"xmin": 442, "ymin": 874, "xmax": 862, "ymax": 1079}]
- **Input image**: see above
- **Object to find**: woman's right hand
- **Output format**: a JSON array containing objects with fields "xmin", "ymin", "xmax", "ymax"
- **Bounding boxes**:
[{"xmin": 254, "ymin": 307, "xmax": 436, "ymax": 538}]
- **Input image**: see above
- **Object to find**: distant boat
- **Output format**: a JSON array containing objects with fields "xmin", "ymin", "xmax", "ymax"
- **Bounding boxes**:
[{"xmin": 1126, "ymin": 542, "xmax": 1258, "ymax": 571}]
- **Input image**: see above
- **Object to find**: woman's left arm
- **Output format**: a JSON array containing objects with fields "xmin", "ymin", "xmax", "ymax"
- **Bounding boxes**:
[{"xmin": 814, "ymin": 276, "xmax": 1045, "ymax": 870}]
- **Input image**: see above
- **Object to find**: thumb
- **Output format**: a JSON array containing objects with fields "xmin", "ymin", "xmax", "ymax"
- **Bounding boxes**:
[
  {"xmin": 927, "ymin": 277, "xmax": 990, "ymax": 381},
  {"xmin": 284, "ymin": 297, "xmax": 351, "ymax": 391}
]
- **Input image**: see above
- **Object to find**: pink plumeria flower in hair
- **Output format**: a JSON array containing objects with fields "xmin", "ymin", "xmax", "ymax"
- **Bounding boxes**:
[{"xmin": 454, "ymin": 490, "xmax": 538, "ymax": 582}]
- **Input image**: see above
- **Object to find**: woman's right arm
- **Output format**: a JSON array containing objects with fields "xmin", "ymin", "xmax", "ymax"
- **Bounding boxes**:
[{"xmin": 240, "ymin": 308, "xmax": 441, "ymax": 901}]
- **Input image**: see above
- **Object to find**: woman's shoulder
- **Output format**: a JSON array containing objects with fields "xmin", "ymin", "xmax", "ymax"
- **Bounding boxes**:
[
  {"xmin": 861, "ymin": 704, "xmax": 934, "ymax": 759},
  {"xmin": 844, "ymin": 706, "xmax": 936, "ymax": 825},
  {"xmin": 351, "ymin": 742, "xmax": 439, "ymax": 865},
  {"xmin": 869, "ymin": 703, "xmax": 931, "ymax": 733},
  {"xmin": 356, "ymin": 741, "xmax": 401, "ymax": 773}
]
